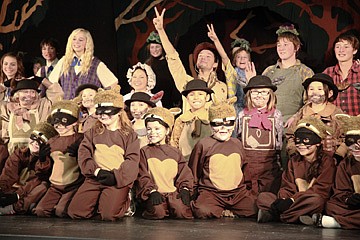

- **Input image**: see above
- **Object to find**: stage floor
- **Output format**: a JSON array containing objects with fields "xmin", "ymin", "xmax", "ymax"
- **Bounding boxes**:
[{"xmin": 0, "ymin": 215, "xmax": 359, "ymax": 240}]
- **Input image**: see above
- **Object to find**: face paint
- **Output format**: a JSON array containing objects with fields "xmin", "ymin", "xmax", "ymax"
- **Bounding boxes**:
[
  {"xmin": 146, "ymin": 120, "xmax": 168, "ymax": 145},
  {"xmin": 294, "ymin": 127, "xmax": 321, "ymax": 145},
  {"xmin": 345, "ymin": 134, "xmax": 360, "ymax": 147},
  {"xmin": 95, "ymin": 106, "xmax": 121, "ymax": 116}
]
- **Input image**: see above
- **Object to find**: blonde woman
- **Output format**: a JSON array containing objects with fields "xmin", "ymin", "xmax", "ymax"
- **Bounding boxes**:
[{"xmin": 48, "ymin": 28, "xmax": 118, "ymax": 99}]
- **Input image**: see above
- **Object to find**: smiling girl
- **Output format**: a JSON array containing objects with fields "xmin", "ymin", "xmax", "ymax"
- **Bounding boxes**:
[
  {"xmin": 67, "ymin": 86, "xmax": 140, "ymax": 221},
  {"xmin": 235, "ymin": 75, "xmax": 283, "ymax": 194}
]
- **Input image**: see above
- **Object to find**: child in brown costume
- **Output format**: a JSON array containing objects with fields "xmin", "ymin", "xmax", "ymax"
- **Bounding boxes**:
[
  {"xmin": 35, "ymin": 100, "xmax": 84, "ymax": 218},
  {"xmin": 235, "ymin": 75, "xmax": 283, "ymax": 194},
  {"xmin": 189, "ymin": 97, "xmax": 257, "ymax": 219},
  {"xmin": 0, "ymin": 122, "xmax": 58, "ymax": 215},
  {"xmin": 286, "ymin": 73, "xmax": 345, "ymax": 163},
  {"xmin": 257, "ymin": 117, "xmax": 336, "ymax": 224},
  {"xmin": 67, "ymin": 86, "xmax": 140, "ymax": 221},
  {"xmin": 170, "ymin": 79, "xmax": 213, "ymax": 161},
  {"xmin": 300, "ymin": 114, "xmax": 360, "ymax": 229},
  {"xmin": 138, "ymin": 107, "xmax": 193, "ymax": 219}
]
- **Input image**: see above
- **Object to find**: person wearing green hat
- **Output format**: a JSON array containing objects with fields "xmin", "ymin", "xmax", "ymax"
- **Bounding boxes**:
[
  {"xmin": 144, "ymin": 31, "xmax": 182, "ymax": 109},
  {"xmin": 263, "ymin": 24, "xmax": 314, "ymax": 122}
]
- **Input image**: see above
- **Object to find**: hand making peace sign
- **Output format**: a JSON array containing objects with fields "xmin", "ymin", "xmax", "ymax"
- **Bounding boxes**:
[{"xmin": 153, "ymin": 7, "xmax": 165, "ymax": 31}]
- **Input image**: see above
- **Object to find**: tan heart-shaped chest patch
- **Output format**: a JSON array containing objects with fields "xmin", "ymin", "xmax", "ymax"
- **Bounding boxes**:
[
  {"xmin": 94, "ymin": 144, "xmax": 125, "ymax": 171},
  {"xmin": 209, "ymin": 153, "xmax": 242, "ymax": 191},
  {"xmin": 147, "ymin": 158, "xmax": 178, "ymax": 193},
  {"xmin": 49, "ymin": 151, "xmax": 79, "ymax": 185}
]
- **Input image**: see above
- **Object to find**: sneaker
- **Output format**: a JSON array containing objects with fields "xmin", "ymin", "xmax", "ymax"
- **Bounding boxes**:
[
  {"xmin": 0, "ymin": 205, "xmax": 15, "ymax": 215},
  {"xmin": 257, "ymin": 209, "xmax": 273, "ymax": 223}
]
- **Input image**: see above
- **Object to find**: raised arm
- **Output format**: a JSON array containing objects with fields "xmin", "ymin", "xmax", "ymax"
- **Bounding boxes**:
[
  {"xmin": 153, "ymin": 7, "xmax": 176, "ymax": 56},
  {"xmin": 207, "ymin": 24, "xmax": 230, "ymax": 66}
]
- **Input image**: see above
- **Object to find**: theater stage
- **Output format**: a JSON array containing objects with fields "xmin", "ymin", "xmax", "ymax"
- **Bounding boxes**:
[{"xmin": 0, "ymin": 215, "xmax": 359, "ymax": 239}]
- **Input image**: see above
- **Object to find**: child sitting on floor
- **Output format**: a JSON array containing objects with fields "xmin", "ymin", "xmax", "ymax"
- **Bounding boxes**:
[
  {"xmin": 0, "ymin": 122, "xmax": 58, "ymax": 215},
  {"xmin": 257, "ymin": 117, "xmax": 336, "ymax": 224},
  {"xmin": 300, "ymin": 114, "xmax": 360, "ymax": 229},
  {"xmin": 189, "ymin": 97, "xmax": 257, "ymax": 219}
]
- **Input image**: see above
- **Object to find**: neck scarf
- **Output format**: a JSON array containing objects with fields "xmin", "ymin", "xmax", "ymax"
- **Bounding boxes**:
[
  {"xmin": 244, "ymin": 107, "xmax": 275, "ymax": 130},
  {"xmin": 7, "ymin": 100, "xmax": 40, "ymax": 129}
]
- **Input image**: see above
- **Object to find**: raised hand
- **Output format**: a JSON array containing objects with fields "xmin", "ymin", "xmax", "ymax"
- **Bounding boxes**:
[
  {"xmin": 207, "ymin": 24, "xmax": 219, "ymax": 42},
  {"xmin": 153, "ymin": 7, "xmax": 165, "ymax": 31},
  {"xmin": 245, "ymin": 62, "xmax": 256, "ymax": 81}
]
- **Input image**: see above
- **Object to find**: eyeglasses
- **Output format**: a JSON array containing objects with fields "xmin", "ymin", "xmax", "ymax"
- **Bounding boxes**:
[
  {"xmin": 250, "ymin": 90, "xmax": 270, "ymax": 96},
  {"xmin": 210, "ymin": 120, "xmax": 235, "ymax": 127}
]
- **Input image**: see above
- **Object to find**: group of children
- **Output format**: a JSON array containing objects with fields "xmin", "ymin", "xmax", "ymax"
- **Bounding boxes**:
[
  {"xmin": 0, "ymin": 72, "xmax": 358, "ymax": 230},
  {"xmin": 0, "ymin": 6, "xmax": 359, "ymax": 231}
]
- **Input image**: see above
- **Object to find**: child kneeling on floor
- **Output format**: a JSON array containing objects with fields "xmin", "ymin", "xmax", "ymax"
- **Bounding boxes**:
[
  {"xmin": 189, "ymin": 97, "xmax": 257, "ymax": 219},
  {"xmin": 67, "ymin": 86, "xmax": 140, "ymax": 221},
  {"xmin": 35, "ymin": 100, "xmax": 84, "ymax": 218},
  {"xmin": 137, "ymin": 107, "xmax": 193, "ymax": 219}
]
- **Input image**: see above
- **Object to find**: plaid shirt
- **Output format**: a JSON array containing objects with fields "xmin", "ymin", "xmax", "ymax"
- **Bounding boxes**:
[{"xmin": 323, "ymin": 62, "xmax": 360, "ymax": 116}]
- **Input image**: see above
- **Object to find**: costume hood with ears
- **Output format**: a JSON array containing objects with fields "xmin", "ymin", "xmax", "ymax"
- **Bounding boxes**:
[
  {"xmin": 93, "ymin": 85, "xmax": 123, "ymax": 109},
  {"xmin": 295, "ymin": 116, "xmax": 333, "ymax": 140},
  {"xmin": 144, "ymin": 107, "xmax": 181, "ymax": 129},
  {"xmin": 209, "ymin": 96, "xmax": 237, "ymax": 122},
  {"xmin": 335, "ymin": 114, "xmax": 360, "ymax": 136}
]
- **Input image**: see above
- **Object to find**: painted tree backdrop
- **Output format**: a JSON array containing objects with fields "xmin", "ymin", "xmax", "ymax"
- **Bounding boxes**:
[{"xmin": 0, "ymin": 0, "xmax": 359, "ymax": 93}]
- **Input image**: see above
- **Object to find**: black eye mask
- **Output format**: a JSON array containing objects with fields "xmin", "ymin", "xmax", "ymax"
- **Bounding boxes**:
[
  {"xmin": 345, "ymin": 134, "xmax": 360, "ymax": 147},
  {"xmin": 210, "ymin": 120, "xmax": 235, "ymax": 127},
  {"xmin": 95, "ymin": 106, "xmax": 121, "ymax": 116},
  {"xmin": 294, "ymin": 127, "xmax": 321, "ymax": 145},
  {"xmin": 30, "ymin": 134, "xmax": 45, "ymax": 145},
  {"xmin": 50, "ymin": 112, "xmax": 77, "ymax": 126}
]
